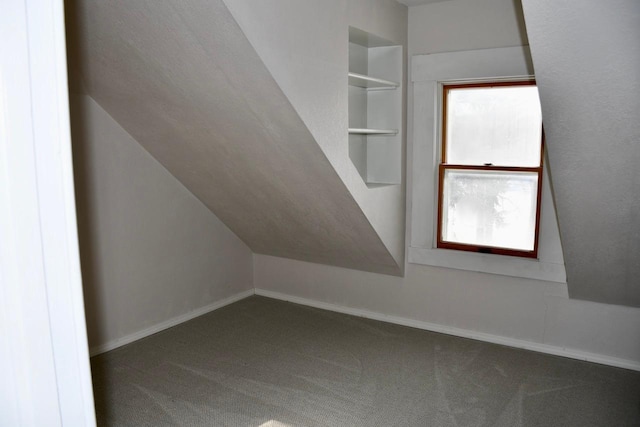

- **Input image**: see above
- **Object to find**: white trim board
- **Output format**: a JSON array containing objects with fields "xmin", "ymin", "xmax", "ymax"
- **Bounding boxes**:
[
  {"xmin": 2, "ymin": 0, "xmax": 96, "ymax": 424},
  {"xmin": 89, "ymin": 289, "xmax": 254, "ymax": 356},
  {"xmin": 254, "ymin": 288, "xmax": 640, "ymax": 372}
]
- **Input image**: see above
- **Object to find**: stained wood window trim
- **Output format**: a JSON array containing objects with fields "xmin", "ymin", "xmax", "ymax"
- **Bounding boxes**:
[{"xmin": 437, "ymin": 80, "xmax": 544, "ymax": 259}]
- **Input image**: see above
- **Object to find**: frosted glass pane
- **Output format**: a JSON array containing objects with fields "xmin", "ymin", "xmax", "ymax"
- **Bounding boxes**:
[
  {"xmin": 446, "ymin": 85, "xmax": 542, "ymax": 167},
  {"xmin": 442, "ymin": 170, "xmax": 538, "ymax": 251}
]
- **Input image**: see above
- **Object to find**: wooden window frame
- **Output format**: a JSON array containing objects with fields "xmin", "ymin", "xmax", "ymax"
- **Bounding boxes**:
[{"xmin": 437, "ymin": 81, "xmax": 544, "ymax": 259}]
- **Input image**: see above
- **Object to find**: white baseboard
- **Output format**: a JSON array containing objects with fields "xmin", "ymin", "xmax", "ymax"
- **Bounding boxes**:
[
  {"xmin": 89, "ymin": 289, "xmax": 254, "ymax": 356},
  {"xmin": 254, "ymin": 288, "xmax": 640, "ymax": 372}
]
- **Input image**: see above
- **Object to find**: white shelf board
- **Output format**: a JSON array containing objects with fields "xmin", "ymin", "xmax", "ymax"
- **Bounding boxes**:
[
  {"xmin": 348, "ymin": 128, "xmax": 398, "ymax": 135},
  {"xmin": 348, "ymin": 72, "xmax": 399, "ymax": 90}
]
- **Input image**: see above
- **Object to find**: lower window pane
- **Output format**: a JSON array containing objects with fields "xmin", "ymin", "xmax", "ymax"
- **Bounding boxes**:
[{"xmin": 441, "ymin": 169, "xmax": 538, "ymax": 251}]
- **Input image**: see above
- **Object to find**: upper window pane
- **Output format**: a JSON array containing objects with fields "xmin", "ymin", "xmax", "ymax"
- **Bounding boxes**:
[{"xmin": 445, "ymin": 84, "xmax": 542, "ymax": 167}]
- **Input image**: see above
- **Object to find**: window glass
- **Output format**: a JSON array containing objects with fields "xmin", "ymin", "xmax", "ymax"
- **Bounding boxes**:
[
  {"xmin": 446, "ymin": 85, "xmax": 542, "ymax": 167},
  {"xmin": 441, "ymin": 169, "xmax": 538, "ymax": 251}
]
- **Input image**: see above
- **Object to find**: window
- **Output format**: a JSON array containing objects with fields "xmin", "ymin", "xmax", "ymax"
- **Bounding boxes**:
[
  {"xmin": 437, "ymin": 81, "xmax": 544, "ymax": 258},
  {"xmin": 409, "ymin": 47, "xmax": 565, "ymax": 282}
]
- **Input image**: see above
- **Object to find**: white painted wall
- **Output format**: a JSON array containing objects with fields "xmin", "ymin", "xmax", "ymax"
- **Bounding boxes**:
[
  {"xmin": 252, "ymin": 0, "xmax": 640, "ymax": 370},
  {"xmin": 408, "ymin": 0, "xmax": 528, "ymax": 56},
  {"xmin": 70, "ymin": 94, "xmax": 254, "ymax": 354},
  {"xmin": 255, "ymin": 255, "xmax": 640, "ymax": 369},
  {"xmin": 222, "ymin": 0, "xmax": 408, "ymax": 268}
]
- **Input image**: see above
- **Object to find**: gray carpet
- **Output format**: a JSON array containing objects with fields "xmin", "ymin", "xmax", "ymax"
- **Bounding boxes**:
[{"xmin": 91, "ymin": 296, "xmax": 640, "ymax": 426}]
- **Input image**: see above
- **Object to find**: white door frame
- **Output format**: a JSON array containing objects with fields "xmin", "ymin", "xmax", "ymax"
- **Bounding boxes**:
[{"xmin": 0, "ymin": 0, "xmax": 96, "ymax": 425}]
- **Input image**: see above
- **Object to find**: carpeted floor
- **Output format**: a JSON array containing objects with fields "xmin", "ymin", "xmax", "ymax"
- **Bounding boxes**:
[{"xmin": 91, "ymin": 296, "xmax": 640, "ymax": 426}]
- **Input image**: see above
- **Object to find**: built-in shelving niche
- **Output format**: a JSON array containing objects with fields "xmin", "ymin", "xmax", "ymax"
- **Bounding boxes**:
[{"xmin": 348, "ymin": 27, "xmax": 402, "ymax": 186}]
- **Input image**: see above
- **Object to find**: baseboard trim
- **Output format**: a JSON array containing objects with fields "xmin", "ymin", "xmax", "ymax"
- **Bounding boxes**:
[
  {"xmin": 89, "ymin": 289, "xmax": 254, "ymax": 356},
  {"xmin": 254, "ymin": 288, "xmax": 640, "ymax": 372}
]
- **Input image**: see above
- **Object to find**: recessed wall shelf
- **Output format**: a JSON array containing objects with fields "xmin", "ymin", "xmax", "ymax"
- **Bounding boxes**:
[
  {"xmin": 348, "ymin": 72, "xmax": 399, "ymax": 90},
  {"xmin": 348, "ymin": 27, "xmax": 402, "ymax": 186},
  {"xmin": 348, "ymin": 128, "xmax": 398, "ymax": 135}
]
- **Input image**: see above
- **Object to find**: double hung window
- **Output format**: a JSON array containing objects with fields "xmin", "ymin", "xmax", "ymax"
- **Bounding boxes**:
[{"xmin": 437, "ymin": 81, "xmax": 544, "ymax": 258}]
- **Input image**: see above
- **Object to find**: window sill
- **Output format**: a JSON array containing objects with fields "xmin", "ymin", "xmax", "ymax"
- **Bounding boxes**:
[{"xmin": 408, "ymin": 246, "xmax": 566, "ymax": 283}]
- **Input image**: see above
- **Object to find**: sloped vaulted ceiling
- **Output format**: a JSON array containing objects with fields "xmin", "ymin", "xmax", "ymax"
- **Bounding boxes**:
[
  {"xmin": 521, "ymin": 0, "xmax": 640, "ymax": 307},
  {"xmin": 65, "ymin": 0, "xmax": 402, "ymax": 275}
]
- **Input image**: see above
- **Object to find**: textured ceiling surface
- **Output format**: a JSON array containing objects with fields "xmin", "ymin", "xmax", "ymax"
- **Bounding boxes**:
[
  {"xmin": 65, "ymin": 0, "xmax": 401, "ymax": 275},
  {"xmin": 522, "ymin": 0, "xmax": 640, "ymax": 307},
  {"xmin": 221, "ymin": 0, "xmax": 408, "ymax": 269}
]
